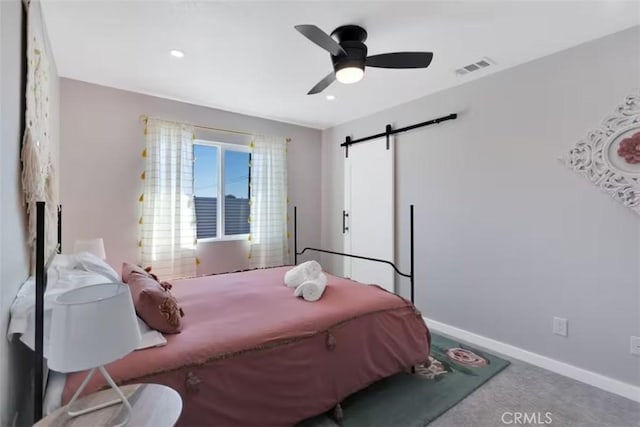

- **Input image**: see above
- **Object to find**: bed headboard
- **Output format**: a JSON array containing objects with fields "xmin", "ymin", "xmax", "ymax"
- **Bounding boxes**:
[{"xmin": 34, "ymin": 201, "xmax": 61, "ymax": 422}]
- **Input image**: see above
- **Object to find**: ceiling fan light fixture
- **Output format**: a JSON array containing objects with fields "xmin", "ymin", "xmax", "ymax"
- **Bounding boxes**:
[
  {"xmin": 296, "ymin": 24, "xmax": 433, "ymax": 95},
  {"xmin": 336, "ymin": 66, "xmax": 364, "ymax": 84}
]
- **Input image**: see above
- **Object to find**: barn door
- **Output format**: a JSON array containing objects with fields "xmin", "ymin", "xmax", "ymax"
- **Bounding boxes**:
[{"xmin": 343, "ymin": 136, "xmax": 395, "ymax": 292}]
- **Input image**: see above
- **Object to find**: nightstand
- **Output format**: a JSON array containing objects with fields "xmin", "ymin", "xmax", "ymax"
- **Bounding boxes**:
[{"xmin": 35, "ymin": 384, "xmax": 182, "ymax": 427}]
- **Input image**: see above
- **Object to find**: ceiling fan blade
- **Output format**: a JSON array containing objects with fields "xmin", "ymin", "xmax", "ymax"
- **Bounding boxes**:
[
  {"xmin": 295, "ymin": 25, "xmax": 346, "ymax": 57},
  {"xmin": 366, "ymin": 52, "xmax": 433, "ymax": 69},
  {"xmin": 307, "ymin": 72, "xmax": 336, "ymax": 95}
]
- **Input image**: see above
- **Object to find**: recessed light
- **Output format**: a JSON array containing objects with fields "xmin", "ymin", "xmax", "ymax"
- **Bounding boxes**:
[
  {"xmin": 169, "ymin": 49, "xmax": 185, "ymax": 58},
  {"xmin": 326, "ymin": 95, "xmax": 336, "ymax": 101}
]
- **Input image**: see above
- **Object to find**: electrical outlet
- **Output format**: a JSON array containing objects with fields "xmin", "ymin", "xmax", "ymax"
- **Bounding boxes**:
[
  {"xmin": 631, "ymin": 336, "xmax": 640, "ymax": 356},
  {"xmin": 553, "ymin": 317, "xmax": 568, "ymax": 337}
]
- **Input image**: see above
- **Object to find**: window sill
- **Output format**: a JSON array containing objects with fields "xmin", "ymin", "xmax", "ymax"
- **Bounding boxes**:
[{"xmin": 197, "ymin": 234, "xmax": 249, "ymax": 244}]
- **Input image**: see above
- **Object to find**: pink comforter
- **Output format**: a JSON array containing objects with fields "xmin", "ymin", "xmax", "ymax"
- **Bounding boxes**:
[{"xmin": 63, "ymin": 267, "xmax": 430, "ymax": 426}]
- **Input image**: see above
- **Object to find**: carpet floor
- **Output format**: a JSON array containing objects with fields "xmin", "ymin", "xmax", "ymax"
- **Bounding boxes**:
[
  {"xmin": 299, "ymin": 333, "xmax": 510, "ymax": 427},
  {"xmin": 301, "ymin": 333, "xmax": 640, "ymax": 427},
  {"xmin": 429, "ymin": 343, "xmax": 640, "ymax": 427}
]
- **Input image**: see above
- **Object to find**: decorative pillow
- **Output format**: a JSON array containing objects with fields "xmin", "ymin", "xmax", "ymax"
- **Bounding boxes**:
[
  {"xmin": 138, "ymin": 288, "xmax": 183, "ymax": 334},
  {"xmin": 126, "ymin": 271, "xmax": 184, "ymax": 334},
  {"xmin": 121, "ymin": 262, "xmax": 169, "ymax": 286},
  {"xmin": 121, "ymin": 262, "xmax": 152, "ymax": 283}
]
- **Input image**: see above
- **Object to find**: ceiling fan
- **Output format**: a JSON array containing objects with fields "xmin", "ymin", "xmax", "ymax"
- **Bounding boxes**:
[{"xmin": 295, "ymin": 24, "xmax": 433, "ymax": 95}]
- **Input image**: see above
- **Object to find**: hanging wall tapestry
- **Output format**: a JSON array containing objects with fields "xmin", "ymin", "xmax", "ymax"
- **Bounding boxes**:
[
  {"xmin": 563, "ymin": 92, "xmax": 640, "ymax": 215},
  {"xmin": 21, "ymin": 0, "xmax": 58, "ymax": 258}
]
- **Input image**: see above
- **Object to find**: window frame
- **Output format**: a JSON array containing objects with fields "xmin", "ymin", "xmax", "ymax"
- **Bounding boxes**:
[{"xmin": 194, "ymin": 139, "xmax": 251, "ymax": 243}]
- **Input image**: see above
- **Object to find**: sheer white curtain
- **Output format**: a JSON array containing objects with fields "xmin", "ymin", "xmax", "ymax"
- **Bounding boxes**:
[
  {"xmin": 140, "ymin": 118, "xmax": 197, "ymax": 279},
  {"xmin": 249, "ymin": 135, "xmax": 289, "ymax": 268}
]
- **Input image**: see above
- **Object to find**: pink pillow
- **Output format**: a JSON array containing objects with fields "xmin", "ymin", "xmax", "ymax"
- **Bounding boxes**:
[
  {"xmin": 126, "ymin": 272, "xmax": 183, "ymax": 334},
  {"xmin": 121, "ymin": 262, "xmax": 152, "ymax": 283}
]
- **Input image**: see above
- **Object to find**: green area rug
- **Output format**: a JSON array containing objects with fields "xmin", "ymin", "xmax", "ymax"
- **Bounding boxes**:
[{"xmin": 299, "ymin": 333, "xmax": 510, "ymax": 427}]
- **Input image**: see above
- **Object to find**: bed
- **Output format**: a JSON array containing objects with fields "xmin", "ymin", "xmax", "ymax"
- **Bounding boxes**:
[{"xmin": 23, "ymin": 202, "xmax": 431, "ymax": 426}]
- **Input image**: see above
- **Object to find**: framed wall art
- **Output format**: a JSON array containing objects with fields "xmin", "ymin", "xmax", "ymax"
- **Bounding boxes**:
[{"xmin": 564, "ymin": 92, "xmax": 640, "ymax": 215}]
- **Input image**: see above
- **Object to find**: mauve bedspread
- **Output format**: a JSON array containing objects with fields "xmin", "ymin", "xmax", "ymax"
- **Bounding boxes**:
[{"xmin": 62, "ymin": 267, "xmax": 430, "ymax": 426}]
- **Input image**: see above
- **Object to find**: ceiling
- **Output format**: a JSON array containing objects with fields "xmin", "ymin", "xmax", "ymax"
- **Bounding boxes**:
[{"xmin": 41, "ymin": 1, "xmax": 639, "ymax": 129}]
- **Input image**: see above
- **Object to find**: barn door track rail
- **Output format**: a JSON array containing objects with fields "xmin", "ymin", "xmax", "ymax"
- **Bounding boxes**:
[{"xmin": 340, "ymin": 113, "xmax": 458, "ymax": 158}]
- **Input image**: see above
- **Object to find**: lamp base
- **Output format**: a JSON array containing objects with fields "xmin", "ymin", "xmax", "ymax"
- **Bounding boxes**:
[{"xmin": 65, "ymin": 366, "xmax": 132, "ymax": 426}]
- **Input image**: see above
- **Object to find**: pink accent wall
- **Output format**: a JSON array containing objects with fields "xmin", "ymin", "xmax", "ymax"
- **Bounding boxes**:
[{"xmin": 59, "ymin": 79, "xmax": 321, "ymax": 276}]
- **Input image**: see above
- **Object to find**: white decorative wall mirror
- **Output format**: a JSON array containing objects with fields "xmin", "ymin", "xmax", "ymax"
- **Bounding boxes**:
[{"xmin": 564, "ymin": 92, "xmax": 640, "ymax": 215}]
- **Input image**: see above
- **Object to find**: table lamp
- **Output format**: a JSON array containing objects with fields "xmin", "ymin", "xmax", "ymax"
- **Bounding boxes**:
[
  {"xmin": 73, "ymin": 238, "xmax": 106, "ymax": 260},
  {"xmin": 48, "ymin": 283, "xmax": 141, "ymax": 425}
]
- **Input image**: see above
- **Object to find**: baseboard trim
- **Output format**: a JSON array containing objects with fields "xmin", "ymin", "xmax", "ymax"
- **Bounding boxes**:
[{"xmin": 424, "ymin": 316, "xmax": 640, "ymax": 402}]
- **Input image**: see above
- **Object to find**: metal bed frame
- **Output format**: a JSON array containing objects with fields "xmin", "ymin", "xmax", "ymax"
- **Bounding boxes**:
[
  {"xmin": 33, "ymin": 202, "xmax": 416, "ymax": 421},
  {"xmin": 34, "ymin": 201, "xmax": 61, "ymax": 422},
  {"xmin": 293, "ymin": 205, "xmax": 415, "ymax": 305}
]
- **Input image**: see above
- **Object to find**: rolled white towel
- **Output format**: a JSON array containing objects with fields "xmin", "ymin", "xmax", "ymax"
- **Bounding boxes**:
[
  {"xmin": 294, "ymin": 273, "xmax": 328, "ymax": 302},
  {"xmin": 284, "ymin": 260, "xmax": 322, "ymax": 288}
]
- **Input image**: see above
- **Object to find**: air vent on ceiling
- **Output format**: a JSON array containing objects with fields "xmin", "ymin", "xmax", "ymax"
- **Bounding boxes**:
[{"xmin": 454, "ymin": 57, "xmax": 495, "ymax": 76}]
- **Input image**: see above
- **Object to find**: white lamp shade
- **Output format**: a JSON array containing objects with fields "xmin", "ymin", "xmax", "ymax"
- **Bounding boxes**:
[
  {"xmin": 48, "ymin": 283, "xmax": 141, "ymax": 373},
  {"xmin": 74, "ymin": 238, "xmax": 106, "ymax": 260}
]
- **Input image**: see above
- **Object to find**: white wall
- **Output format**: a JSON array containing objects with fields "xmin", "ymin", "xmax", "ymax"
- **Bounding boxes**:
[
  {"xmin": 0, "ymin": 1, "xmax": 60, "ymax": 424},
  {"xmin": 60, "ymin": 79, "xmax": 322, "ymax": 275},
  {"xmin": 0, "ymin": 4, "xmax": 28, "ymax": 425},
  {"xmin": 321, "ymin": 26, "xmax": 640, "ymax": 387}
]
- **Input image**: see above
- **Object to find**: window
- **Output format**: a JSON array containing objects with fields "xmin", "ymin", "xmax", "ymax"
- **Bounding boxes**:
[{"xmin": 194, "ymin": 141, "xmax": 251, "ymax": 240}]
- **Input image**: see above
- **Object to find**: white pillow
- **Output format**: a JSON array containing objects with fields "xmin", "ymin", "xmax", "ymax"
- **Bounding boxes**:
[
  {"xmin": 8, "ymin": 252, "xmax": 120, "ymax": 351},
  {"xmin": 135, "ymin": 317, "xmax": 167, "ymax": 350},
  {"xmin": 8, "ymin": 268, "xmax": 112, "ymax": 350},
  {"xmin": 61, "ymin": 251, "xmax": 120, "ymax": 283},
  {"xmin": 49, "ymin": 254, "xmax": 77, "ymax": 270}
]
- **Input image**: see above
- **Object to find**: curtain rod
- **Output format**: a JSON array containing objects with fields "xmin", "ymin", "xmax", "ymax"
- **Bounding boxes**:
[{"xmin": 140, "ymin": 114, "xmax": 256, "ymax": 137}]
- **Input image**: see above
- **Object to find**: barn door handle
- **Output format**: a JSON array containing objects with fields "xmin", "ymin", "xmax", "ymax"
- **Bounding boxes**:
[{"xmin": 342, "ymin": 210, "xmax": 349, "ymax": 234}]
